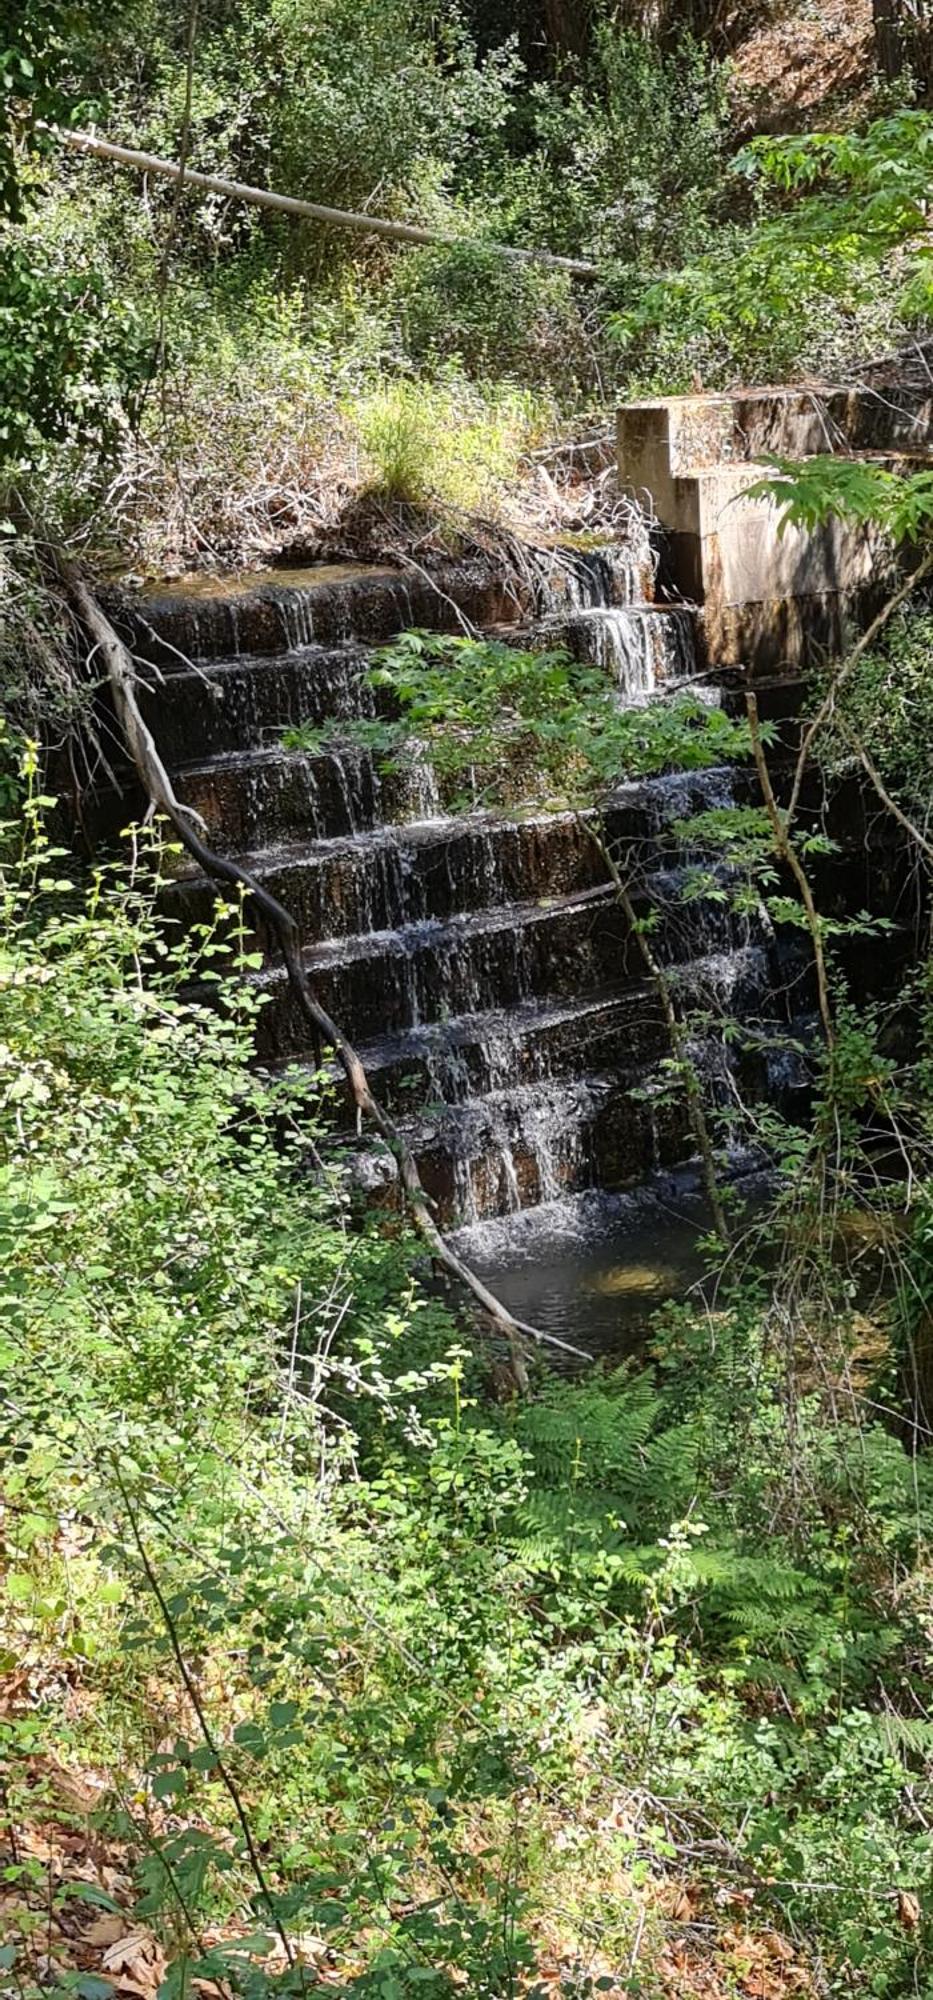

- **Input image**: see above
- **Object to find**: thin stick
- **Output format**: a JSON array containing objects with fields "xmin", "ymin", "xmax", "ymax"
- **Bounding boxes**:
[
  {"xmin": 279, "ymin": 1279, "xmax": 302, "ymax": 1444},
  {"xmin": 114, "ymin": 1467, "xmax": 298, "ymax": 1971},
  {"xmin": 786, "ymin": 547, "xmax": 933, "ymax": 832},
  {"xmin": 747, "ymin": 692, "xmax": 835, "ymax": 1054},
  {"xmin": 577, "ymin": 815, "xmax": 731, "ymax": 1244},
  {"xmin": 835, "ymin": 714, "xmax": 933, "ymax": 868}
]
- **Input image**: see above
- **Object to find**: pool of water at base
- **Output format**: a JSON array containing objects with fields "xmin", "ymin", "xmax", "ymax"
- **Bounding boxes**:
[{"xmin": 450, "ymin": 1172, "xmax": 733, "ymax": 1362}]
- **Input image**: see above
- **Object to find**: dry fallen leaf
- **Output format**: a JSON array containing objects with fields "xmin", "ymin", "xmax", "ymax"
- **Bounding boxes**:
[
  {"xmin": 82, "ymin": 1916, "xmax": 130, "ymax": 1950},
  {"xmin": 100, "ymin": 1927, "xmax": 166, "ymax": 1998},
  {"xmin": 669, "ymin": 1885, "xmax": 700, "ymax": 1922},
  {"xmin": 897, "ymin": 1889, "xmax": 921, "ymax": 1931}
]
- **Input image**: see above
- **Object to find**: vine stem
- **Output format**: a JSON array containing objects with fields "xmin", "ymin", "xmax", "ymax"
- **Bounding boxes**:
[
  {"xmin": 746, "ymin": 693, "xmax": 836, "ymax": 1058},
  {"xmin": 48, "ymin": 546, "xmax": 593, "ymax": 1385},
  {"xmin": 577, "ymin": 814, "xmax": 731, "ymax": 1246}
]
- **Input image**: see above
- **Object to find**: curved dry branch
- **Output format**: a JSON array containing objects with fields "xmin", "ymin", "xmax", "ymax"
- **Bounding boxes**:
[
  {"xmin": 747, "ymin": 691, "xmax": 835, "ymax": 1055},
  {"xmin": 834, "ymin": 713, "xmax": 933, "ymax": 870},
  {"xmin": 786, "ymin": 546, "xmax": 933, "ymax": 832},
  {"xmin": 49, "ymin": 549, "xmax": 592, "ymax": 1383}
]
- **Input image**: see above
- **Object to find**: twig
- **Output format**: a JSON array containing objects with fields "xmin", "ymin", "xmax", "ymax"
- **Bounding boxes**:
[
  {"xmin": 279, "ymin": 1279, "xmax": 303, "ymax": 1444},
  {"xmin": 747, "ymin": 692, "xmax": 835, "ymax": 1055},
  {"xmin": 113, "ymin": 1466, "xmax": 299, "ymax": 1972},
  {"xmin": 786, "ymin": 547, "xmax": 933, "ymax": 832},
  {"xmin": 834, "ymin": 714, "xmax": 933, "ymax": 868},
  {"xmin": 576, "ymin": 814, "xmax": 731, "ymax": 1244}
]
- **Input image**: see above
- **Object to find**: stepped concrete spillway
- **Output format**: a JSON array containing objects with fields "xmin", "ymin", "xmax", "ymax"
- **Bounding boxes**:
[
  {"xmin": 110, "ymin": 536, "xmax": 787, "ymax": 1228},
  {"xmin": 97, "ymin": 383, "xmax": 928, "ymax": 1256}
]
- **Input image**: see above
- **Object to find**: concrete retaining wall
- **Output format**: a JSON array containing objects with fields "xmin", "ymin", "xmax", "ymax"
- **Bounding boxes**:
[{"xmin": 617, "ymin": 387, "xmax": 932, "ymax": 673}]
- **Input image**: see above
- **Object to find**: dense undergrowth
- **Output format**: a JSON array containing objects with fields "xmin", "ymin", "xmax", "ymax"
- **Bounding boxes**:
[
  {"xmin": 5, "ymin": 608, "xmax": 933, "ymax": 1991},
  {"xmin": 3, "ymin": 0, "xmax": 931, "ymax": 569},
  {"xmin": 7, "ymin": 5, "xmax": 933, "ymax": 1996}
]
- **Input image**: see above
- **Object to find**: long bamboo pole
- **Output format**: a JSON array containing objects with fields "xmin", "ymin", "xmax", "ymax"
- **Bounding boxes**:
[{"xmin": 56, "ymin": 127, "xmax": 601, "ymax": 280}]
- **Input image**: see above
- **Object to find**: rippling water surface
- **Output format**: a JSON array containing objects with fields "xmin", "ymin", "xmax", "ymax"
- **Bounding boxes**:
[{"xmin": 452, "ymin": 1174, "xmax": 723, "ymax": 1360}]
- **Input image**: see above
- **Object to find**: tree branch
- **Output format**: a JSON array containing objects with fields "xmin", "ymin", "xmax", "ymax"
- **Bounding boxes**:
[
  {"xmin": 834, "ymin": 713, "xmax": 933, "ymax": 869},
  {"xmin": 786, "ymin": 546, "xmax": 933, "ymax": 832},
  {"xmin": 747, "ymin": 692, "xmax": 835, "ymax": 1055},
  {"xmin": 49, "ymin": 548, "xmax": 593, "ymax": 1383},
  {"xmin": 56, "ymin": 127, "xmax": 600, "ymax": 279}
]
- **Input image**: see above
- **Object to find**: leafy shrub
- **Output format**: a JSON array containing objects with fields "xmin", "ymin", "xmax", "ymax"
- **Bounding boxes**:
[
  {"xmin": 611, "ymin": 112, "xmax": 933, "ymax": 387},
  {"xmin": 316, "ymin": 630, "xmax": 753, "ymax": 814},
  {"xmin": 523, "ymin": 22, "xmax": 732, "ymax": 267},
  {"xmin": 4, "ymin": 765, "xmax": 933, "ymax": 1994},
  {"xmin": 390, "ymin": 241, "xmax": 590, "ymax": 388}
]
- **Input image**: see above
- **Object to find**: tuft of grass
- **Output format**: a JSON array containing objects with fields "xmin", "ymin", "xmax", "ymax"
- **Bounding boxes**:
[{"xmin": 353, "ymin": 376, "xmax": 551, "ymax": 516}]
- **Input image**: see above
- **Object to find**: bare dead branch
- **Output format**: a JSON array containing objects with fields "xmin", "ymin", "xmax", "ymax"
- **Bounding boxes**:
[
  {"xmin": 786, "ymin": 546, "xmax": 933, "ymax": 831},
  {"xmin": 49, "ymin": 547, "xmax": 592, "ymax": 1385},
  {"xmin": 56, "ymin": 127, "xmax": 600, "ymax": 279},
  {"xmin": 834, "ymin": 713, "xmax": 933, "ymax": 868}
]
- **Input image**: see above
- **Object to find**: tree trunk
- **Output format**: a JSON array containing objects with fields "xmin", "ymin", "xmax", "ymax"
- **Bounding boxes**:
[
  {"xmin": 873, "ymin": 0, "xmax": 933, "ymax": 101},
  {"xmin": 543, "ymin": 0, "xmax": 593, "ymax": 62}
]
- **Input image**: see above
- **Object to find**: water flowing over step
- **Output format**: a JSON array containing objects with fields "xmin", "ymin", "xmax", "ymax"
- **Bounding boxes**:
[
  {"xmin": 168, "ymin": 812, "xmax": 605, "ymax": 939},
  {"xmin": 166, "ymin": 770, "xmax": 761, "ymax": 940},
  {"xmin": 148, "ymin": 604, "xmax": 696, "ymax": 770},
  {"xmin": 540, "ymin": 604, "xmax": 696, "ymax": 698},
  {"xmin": 325, "ymin": 951, "xmax": 788, "ymax": 1228},
  {"xmin": 127, "ymin": 543, "xmax": 654, "ymax": 671},
  {"xmin": 113, "ymin": 532, "xmax": 806, "ymax": 1241},
  {"xmin": 247, "ymin": 876, "xmax": 765, "ymax": 1055},
  {"xmin": 319, "ymin": 988, "xmax": 673, "ymax": 1110},
  {"xmin": 349, "ymin": 1069, "xmax": 695, "ymax": 1227}
]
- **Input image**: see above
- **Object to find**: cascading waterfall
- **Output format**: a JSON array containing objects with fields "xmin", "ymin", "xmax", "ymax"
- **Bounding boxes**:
[
  {"xmin": 539, "ymin": 603, "xmax": 697, "ymax": 702},
  {"xmin": 135, "ymin": 532, "xmax": 803, "ymax": 1267},
  {"xmin": 569, "ymin": 608, "xmax": 658, "ymax": 698}
]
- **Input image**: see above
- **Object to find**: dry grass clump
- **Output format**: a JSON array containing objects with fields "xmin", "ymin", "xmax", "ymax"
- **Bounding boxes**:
[
  {"xmin": 61, "ymin": 336, "xmax": 643, "ymax": 580},
  {"xmin": 75, "ymin": 353, "xmax": 560, "ymax": 578}
]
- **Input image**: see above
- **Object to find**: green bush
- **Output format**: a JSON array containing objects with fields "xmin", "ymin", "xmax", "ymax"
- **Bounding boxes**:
[
  {"xmin": 353, "ymin": 375, "xmax": 549, "ymax": 512},
  {"xmin": 390, "ymin": 242, "xmax": 589, "ymax": 388},
  {"xmin": 3, "ymin": 757, "xmax": 933, "ymax": 1994}
]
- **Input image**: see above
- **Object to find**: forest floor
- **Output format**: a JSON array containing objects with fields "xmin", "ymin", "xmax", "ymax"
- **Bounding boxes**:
[
  {"xmin": 731, "ymin": 0, "xmax": 874, "ymax": 130},
  {"xmin": 3, "ymin": 1753, "xmax": 819, "ymax": 2000}
]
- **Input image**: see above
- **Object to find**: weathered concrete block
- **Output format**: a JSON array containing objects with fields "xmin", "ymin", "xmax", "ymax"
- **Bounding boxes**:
[{"xmin": 616, "ymin": 388, "xmax": 921, "ymax": 673}]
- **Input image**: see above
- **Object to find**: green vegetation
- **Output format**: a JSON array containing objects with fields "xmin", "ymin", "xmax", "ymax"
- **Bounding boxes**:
[
  {"xmin": 613, "ymin": 110, "xmax": 933, "ymax": 384},
  {"xmin": 3, "ymin": 3, "xmax": 932, "ymax": 558},
  {"xmin": 6, "ymin": 752, "xmax": 933, "ymax": 1997},
  {"xmin": 7, "ymin": 5, "xmax": 933, "ymax": 1997},
  {"xmin": 284, "ymin": 629, "xmax": 756, "ymax": 809}
]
